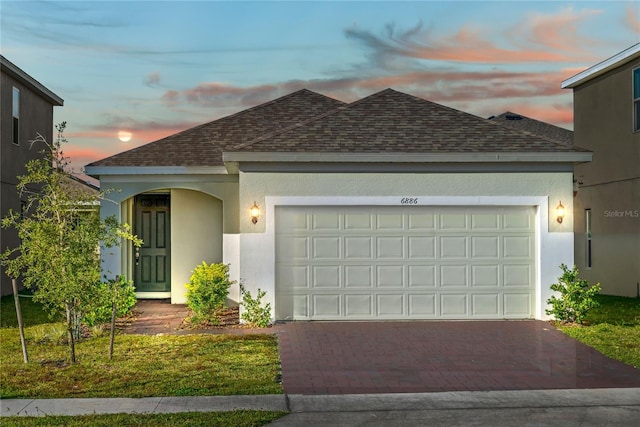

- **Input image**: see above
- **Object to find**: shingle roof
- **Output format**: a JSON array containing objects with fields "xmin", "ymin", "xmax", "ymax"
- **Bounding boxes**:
[
  {"xmin": 231, "ymin": 89, "xmax": 586, "ymax": 153},
  {"xmin": 489, "ymin": 111, "xmax": 573, "ymax": 145},
  {"xmin": 87, "ymin": 89, "xmax": 345, "ymax": 167}
]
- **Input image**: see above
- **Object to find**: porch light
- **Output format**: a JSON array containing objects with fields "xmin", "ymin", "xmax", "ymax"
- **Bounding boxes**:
[
  {"xmin": 556, "ymin": 201, "xmax": 565, "ymax": 224},
  {"xmin": 250, "ymin": 201, "xmax": 260, "ymax": 224}
]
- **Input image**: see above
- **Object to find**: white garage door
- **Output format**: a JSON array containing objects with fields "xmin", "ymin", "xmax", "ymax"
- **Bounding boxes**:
[{"xmin": 275, "ymin": 206, "xmax": 536, "ymax": 320}]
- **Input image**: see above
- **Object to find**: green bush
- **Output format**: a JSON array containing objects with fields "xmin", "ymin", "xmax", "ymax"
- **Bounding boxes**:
[
  {"xmin": 82, "ymin": 276, "xmax": 137, "ymax": 327},
  {"xmin": 546, "ymin": 264, "xmax": 601, "ymax": 324},
  {"xmin": 185, "ymin": 262, "xmax": 235, "ymax": 324},
  {"xmin": 240, "ymin": 283, "xmax": 272, "ymax": 328}
]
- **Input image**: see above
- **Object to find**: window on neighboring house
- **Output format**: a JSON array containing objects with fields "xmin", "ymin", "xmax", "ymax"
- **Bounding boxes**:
[
  {"xmin": 634, "ymin": 68, "xmax": 640, "ymax": 132},
  {"xmin": 585, "ymin": 209, "xmax": 592, "ymax": 268},
  {"xmin": 12, "ymin": 87, "xmax": 20, "ymax": 145}
]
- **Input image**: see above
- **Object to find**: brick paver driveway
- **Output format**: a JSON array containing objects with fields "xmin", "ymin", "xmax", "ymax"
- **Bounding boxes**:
[{"xmin": 276, "ymin": 320, "xmax": 640, "ymax": 394}]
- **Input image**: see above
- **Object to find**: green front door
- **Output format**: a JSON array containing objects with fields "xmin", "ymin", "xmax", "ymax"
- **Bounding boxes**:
[{"xmin": 134, "ymin": 194, "xmax": 170, "ymax": 292}]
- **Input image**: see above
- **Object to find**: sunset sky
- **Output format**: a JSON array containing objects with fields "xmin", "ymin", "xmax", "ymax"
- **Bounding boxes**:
[{"xmin": 2, "ymin": 0, "xmax": 639, "ymax": 172}]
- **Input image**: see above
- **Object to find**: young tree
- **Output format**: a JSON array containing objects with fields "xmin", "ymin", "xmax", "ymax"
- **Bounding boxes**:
[{"xmin": 1, "ymin": 123, "xmax": 140, "ymax": 363}]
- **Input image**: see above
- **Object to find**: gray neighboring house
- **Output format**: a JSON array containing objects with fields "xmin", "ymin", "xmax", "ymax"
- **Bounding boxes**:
[
  {"xmin": 87, "ymin": 88, "xmax": 591, "ymax": 321},
  {"xmin": 1, "ymin": 56, "xmax": 64, "ymax": 296},
  {"xmin": 562, "ymin": 43, "xmax": 640, "ymax": 298}
]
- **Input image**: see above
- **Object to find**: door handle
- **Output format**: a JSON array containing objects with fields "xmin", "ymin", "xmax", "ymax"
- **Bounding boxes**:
[{"xmin": 135, "ymin": 248, "xmax": 140, "ymax": 266}]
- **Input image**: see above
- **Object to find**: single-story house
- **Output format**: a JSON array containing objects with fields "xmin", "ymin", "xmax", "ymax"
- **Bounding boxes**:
[{"xmin": 86, "ymin": 88, "xmax": 591, "ymax": 321}]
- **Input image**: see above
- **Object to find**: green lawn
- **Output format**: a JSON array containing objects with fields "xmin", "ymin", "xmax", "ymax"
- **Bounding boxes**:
[
  {"xmin": 556, "ymin": 294, "xmax": 640, "ymax": 368},
  {"xmin": 0, "ymin": 296, "xmax": 282, "ymax": 399},
  {"xmin": 0, "ymin": 411, "xmax": 287, "ymax": 427},
  {"xmin": 1, "ymin": 294, "xmax": 58, "ymax": 328}
]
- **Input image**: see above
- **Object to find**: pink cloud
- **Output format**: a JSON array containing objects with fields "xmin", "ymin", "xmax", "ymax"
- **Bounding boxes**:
[
  {"xmin": 626, "ymin": 5, "xmax": 640, "ymax": 34},
  {"xmin": 345, "ymin": 7, "xmax": 605, "ymax": 68},
  {"xmin": 516, "ymin": 6, "xmax": 603, "ymax": 53},
  {"xmin": 163, "ymin": 68, "xmax": 575, "ymax": 113}
]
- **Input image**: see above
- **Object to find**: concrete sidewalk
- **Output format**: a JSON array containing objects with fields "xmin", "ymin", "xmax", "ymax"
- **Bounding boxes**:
[{"xmin": 2, "ymin": 388, "xmax": 639, "ymax": 425}]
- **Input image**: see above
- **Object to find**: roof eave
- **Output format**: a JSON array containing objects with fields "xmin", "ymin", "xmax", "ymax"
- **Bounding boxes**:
[
  {"xmin": 0, "ymin": 55, "xmax": 64, "ymax": 106},
  {"xmin": 84, "ymin": 165, "xmax": 229, "ymax": 178},
  {"xmin": 222, "ymin": 151, "xmax": 593, "ymax": 164},
  {"xmin": 561, "ymin": 43, "xmax": 640, "ymax": 89}
]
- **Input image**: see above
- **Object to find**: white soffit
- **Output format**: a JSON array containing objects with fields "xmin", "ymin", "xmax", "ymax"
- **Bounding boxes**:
[{"xmin": 561, "ymin": 43, "xmax": 640, "ymax": 89}]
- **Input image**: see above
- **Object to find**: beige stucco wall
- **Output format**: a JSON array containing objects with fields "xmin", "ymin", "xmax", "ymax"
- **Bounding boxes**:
[
  {"xmin": 239, "ymin": 172, "xmax": 574, "ymax": 234},
  {"xmin": 170, "ymin": 189, "xmax": 223, "ymax": 304},
  {"xmin": 572, "ymin": 56, "xmax": 640, "ymax": 297}
]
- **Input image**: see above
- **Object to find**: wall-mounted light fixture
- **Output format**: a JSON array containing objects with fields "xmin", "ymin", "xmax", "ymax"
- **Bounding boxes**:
[
  {"xmin": 556, "ymin": 201, "xmax": 565, "ymax": 224},
  {"xmin": 250, "ymin": 201, "xmax": 260, "ymax": 224}
]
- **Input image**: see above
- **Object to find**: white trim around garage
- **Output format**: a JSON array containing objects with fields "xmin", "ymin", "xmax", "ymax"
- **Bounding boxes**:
[{"xmin": 239, "ymin": 195, "xmax": 573, "ymax": 321}]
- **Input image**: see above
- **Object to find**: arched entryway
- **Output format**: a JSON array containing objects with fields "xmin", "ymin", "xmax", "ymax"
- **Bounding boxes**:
[{"xmin": 131, "ymin": 188, "xmax": 223, "ymax": 303}]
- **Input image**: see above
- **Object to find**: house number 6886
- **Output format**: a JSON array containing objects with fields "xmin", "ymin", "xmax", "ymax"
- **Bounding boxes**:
[{"xmin": 400, "ymin": 198, "xmax": 418, "ymax": 205}]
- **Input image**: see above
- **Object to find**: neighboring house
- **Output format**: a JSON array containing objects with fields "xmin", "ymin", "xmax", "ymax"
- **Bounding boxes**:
[
  {"xmin": 86, "ymin": 88, "xmax": 591, "ymax": 321},
  {"xmin": 562, "ymin": 43, "xmax": 640, "ymax": 298},
  {"xmin": 0, "ymin": 55, "xmax": 64, "ymax": 296},
  {"xmin": 489, "ymin": 112, "xmax": 573, "ymax": 146}
]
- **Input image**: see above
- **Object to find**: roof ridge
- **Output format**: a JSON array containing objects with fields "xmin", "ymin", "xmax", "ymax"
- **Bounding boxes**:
[{"xmin": 230, "ymin": 88, "xmax": 400, "ymax": 150}]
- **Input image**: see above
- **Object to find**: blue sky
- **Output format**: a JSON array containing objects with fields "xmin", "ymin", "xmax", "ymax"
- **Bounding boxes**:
[{"xmin": 2, "ymin": 0, "xmax": 639, "ymax": 171}]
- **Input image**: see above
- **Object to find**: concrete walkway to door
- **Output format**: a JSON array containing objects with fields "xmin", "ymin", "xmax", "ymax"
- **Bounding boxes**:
[{"xmin": 277, "ymin": 320, "xmax": 640, "ymax": 395}]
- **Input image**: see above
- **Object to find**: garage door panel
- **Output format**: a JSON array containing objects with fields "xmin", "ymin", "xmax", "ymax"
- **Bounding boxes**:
[
  {"xmin": 503, "ymin": 212, "xmax": 533, "ymax": 231},
  {"xmin": 503, "ymin": 236, "xmax": 533, "ymax": 258},
  {"xmin": 441, "ymin": 236, "xmax": 468, "ymax": 258},
  {"xmin": 376, "ymin": 213, "xmax": 404, "ymax": 230},
  {"xmin": 472, "ymin": 294, "xmax": 500, "ymax": 316},
  {"xmin": 408, "ymin": 236, "xmax": 436, "ymax": 258},
  {"xmin": 313, "ymin": 212, "xmax": 341, "ymax": 230},
  {"xmin": 377, "ymin": 236, "xmax": 404, "ymax": 258},
  {"xmin": 276, "ymin": 206, "xmax": 535, "ymax": 320},
  {"xmin": 313, "ymin": 294, "xmax": 341, "ymax": 316},
  {"xmin": 312, "ymin": 265, "xmax": 341, "ymax": 287},
  {"xmin": 276, "ymin": 235, "xmax": 309, "ymax": 259},
  {"xmin": 408, "ymin": 213, "xmax": 436, "ymax": 230},
  {"xmin": 472, "ymin": 236, "xmax": 499, "ymax": 258},
  {"xmin": 313, "ymin": 236, "xmax": 340, "ymax": 258},
  {"xmin": 409, "ymin": 294, "xmax": 436, "ymax": 315},
  {"xmin": 409, "ymin": 265, "xmax": 436, "ymax": 287},
  {"xmin": 346, "ymin": 294, "xmax": 373, "ymax": 316},
  {"xmin": 441, "ymin": 294, "xmax": 468, "ymax": 316},
  {"xmin": 504, "ymin": 294, "xmax": 531, "ymax": 316},
  {"xmin": 377, "ymin": 294, "xmax": 404, "ymax": 316},
  {"xmin": 503, "ymin": 265, "xmax": 533, "ymax": 288},
  {"xmin": 344, "ymin": 265, "xmax": 373, "ymax": 288},
  {"xmin": 277, "ymin": 264, "xmax": 309, "ymax": 288},
  {"xmin": 376, "ymin": 265, "xmax": 404, "ymax": 287},
  {"xmin": 471, "ymin": 213, "xmax": 499, "ymax": 230},
  {"xmin": 440, "ymin": 265, "xmax": 468, "ymax": 287},
  {"xmin": 345, "ymin": 237, "xmax": 373, "ymax": 258},
  {"xmin": 345, "ymin": 213, "xmax": 372, "ymax": 230},
  {"xmin": 471, "ymin": 265, "xmax": 499, "ymax": 287},
  {"xmin": 276, "ymin": 209, "xmax": 308, "ymax": 231},
  {"xmin": 440, "ymin": 213, "xmax": 467, "ymax": 230}
]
